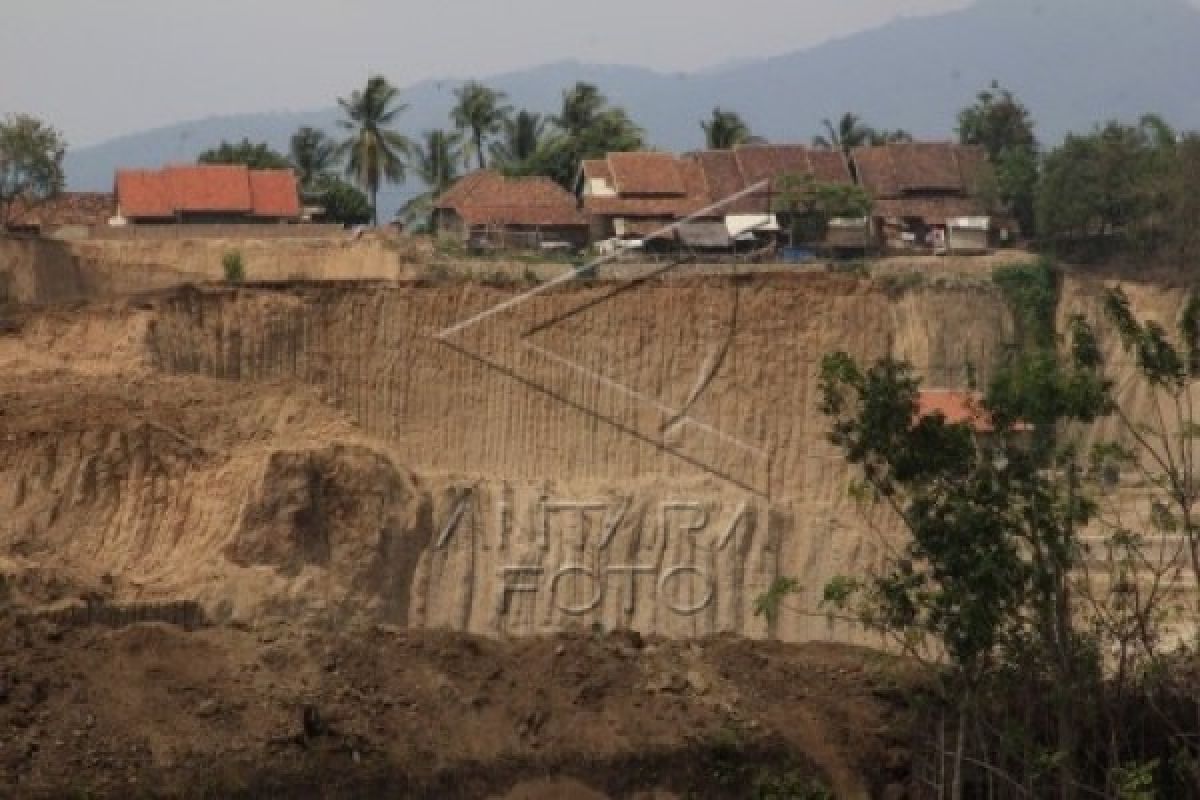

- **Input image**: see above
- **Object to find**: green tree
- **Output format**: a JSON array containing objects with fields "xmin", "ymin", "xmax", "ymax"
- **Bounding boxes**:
[
  {"xmin": 313, "ymin": 176, "xmax": 372, "ymax": 226},
  {"xmin": 525, "ymin": 84, "xmax": 644, "ymax": 187},
  {"xmin": 812, "ymin": 113, "xmax": 876, "ymax": 154},
  {"xmin": 957, "ymin": 83, "xmax": 1040, "ymax": 236},
  {"xmin": 957, "ymin": 82, "xmax": 1038, "ymax": 162},
  {"xmin": 0, "ymin": 113, "xmax": 67, "ymax": 229},
  {"xmin": 701, "ymin": 107, "xmax": 764, "ymax": 150},
  {"xmin": 451, "ymin": 81, "xmax": 512, "ymax": 171},
  {"xmin": 197, "ymin": 138, "xmax": 291, "ymax": 169},
  {"xmin": 337, "ymin": 74, "xmax": 413, "ymax": 226},
  {"xmin": 400, "ymin": 129, "xmax": 465, "ymax": 225},
  {"xmin": 868, "ymin": 129, "xmax": 914, "ymax": 145},
  {"xmin": 817, "ymin": 260, "xmax": 1118, "ymax": 798},
  {"xmin": 1036, "ymin": 121, "xmax": 1163, "ymax": 249},
  {"xmin": 489, "ymin": 110, "xmax": 551, "ymax": 171},
  {"xmin": 552, "ymin": 82, "xmax": 607, "ymax": 139},
  {"xmin": 288, "ymin": 127, "xmax": 339, "ymax": 191}
]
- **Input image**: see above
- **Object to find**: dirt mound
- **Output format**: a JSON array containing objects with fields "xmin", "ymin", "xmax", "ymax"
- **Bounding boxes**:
[{"xmin": 0, "ymin": 616, "xmax": 916, "ymax": 798}]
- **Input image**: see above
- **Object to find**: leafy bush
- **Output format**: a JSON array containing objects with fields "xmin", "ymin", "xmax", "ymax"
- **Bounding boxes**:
[{"xmin": 222, "ymin": 250, "xmax": 245, "ymax": 284}]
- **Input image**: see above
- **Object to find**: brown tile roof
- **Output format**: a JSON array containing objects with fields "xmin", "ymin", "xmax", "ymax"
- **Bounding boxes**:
[
  {"xmin": 581, "ymin": 160, "xmax": 613, "ymax": 184},
  {"xmin": 116, "ymin": 165, "xmax": 300, "ymax": 219},
  {"xmin": 583, "ymin": 155, "xmax": 713, "ymax": 218},
  {"xmin": 852, "ymin": 143, "xmax": 988, "ymax": 198},
  {"xmin": 690, "ymin": 150, "xmax": 743, "ymax": 203},
  {"xmin": 435, "ymin": 170, "xmax": 587, "ymax": 228},
  {"xmin": 607, "ymin": 152, "xmax": 685, "ymax": 196},
  {"xmin": 6, "ymin": 192, "xmax": 115, "ymax": 228},
  {"xmin": 734, "ymin": 145, "xmax": 853, "ymax": 189}
]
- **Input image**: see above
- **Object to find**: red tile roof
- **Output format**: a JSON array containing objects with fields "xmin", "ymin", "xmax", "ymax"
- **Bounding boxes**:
[
  {"xmin": 608, "ymin": 152, "xmax": 686, "ymax": 196},
  {"xmin": 852, "ymin": 143, "xmax": 988, "ymax": 198},
  {"xmin": 116, "ymin": 170, "xmax": 174, "ymax": 219},
  {"xmin": 917, "ymin": 390, "xmax": 993, "ymax": 431},
  {"xmin": 6, "ymin": 192, "xmax": 115, "ymax": 228},
  {"xmin": 435, "ymin": 170, "xmax": 587, "ymax": 228},
  {"xmin": 249, "ymin": 170, "xmax": 302, "ymax": 218},
  {"xmin": 165, "ymin": 165, "xmax": 252, "ymax": 212},
  {"xmin": 116, "ymin": 165, "xmax": 300, "ymax": 220}
]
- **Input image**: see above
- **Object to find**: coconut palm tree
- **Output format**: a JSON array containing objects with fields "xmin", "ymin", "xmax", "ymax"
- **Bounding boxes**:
[
  {"xmin": 489, "ymin": 111, "xmax": 549, "ymax": 170},
  {"xmin": 812, "ymin": 113, "xmax": 876, "ymax": 155},
  {"xmin": 451, "ymin": 82, "xmax": 512, "ymax": 171},
  {"xmin": 701, "ymin": 108, "xmax": 765, "ymax": 150},
  {"xmin": 288, "ymin": 127, "xmax": 339, "ymax": 191},
  {"xmin": 401, "ymin": 129, "xmax": 465, "ymax": 226},
  {"xmin": 337, "ymin": 74, "xmax": 413, "ymax": 226},
  {"xmin": 552, "ymin": 82, "xmax": 606, "ymax": 139}
]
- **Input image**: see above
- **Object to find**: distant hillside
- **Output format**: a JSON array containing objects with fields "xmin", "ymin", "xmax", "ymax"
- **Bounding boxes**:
[{"xmin": 67, "ymin": 0, "xmax": 1200, "ymax": 222}]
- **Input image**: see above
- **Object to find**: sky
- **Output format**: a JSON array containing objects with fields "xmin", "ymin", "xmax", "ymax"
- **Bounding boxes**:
[{"xmin": 1, "ymin": 0, "xmax": 979, "ymax": 147}]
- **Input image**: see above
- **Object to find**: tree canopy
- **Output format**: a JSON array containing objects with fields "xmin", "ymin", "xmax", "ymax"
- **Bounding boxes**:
[
  {"xmin": 958, "ymin": 82, "xmax": 1040, "ymax": 235},
  {"xmin": 197, "ymin": 138, "xmax": 290, "ymax": 170},
  {"xmin": 288, "ymin": 127, "xmax": 339, "ymax": 191},
  {"xmin": 701, "ymin": 108, "xmax": 764, "ymax": 150},
  {"xmin": 0, "ymin": 113, "xmax": 67, "ymax": 228},
  {"xmin": 451, "ymin": 82, "xmax": 512, "ymax": 171},
  {"xmin": 337, "ymin": 75, "xmax": 413, "ymax": 226},
  {"xmin": 401, "ymin": 129, "xmax": 465, "ymax": 226}
]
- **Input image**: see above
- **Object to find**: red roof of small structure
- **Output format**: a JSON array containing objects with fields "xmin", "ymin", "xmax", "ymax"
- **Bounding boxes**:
[
  {"xmin": 917, "ymin": 390, "xmax": 1031, "ymax": 433},
  {"xmin": 115, "ymin": 165, "xmax": 300, "ymax": 219},
  {"xmin": 435, "ymin": 170, "xmax": 588, "ymax": 228}
]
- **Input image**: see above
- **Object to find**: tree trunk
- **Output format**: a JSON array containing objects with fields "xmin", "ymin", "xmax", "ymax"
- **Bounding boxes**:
[
  {"xmin": 476, "ymin": 131, "xmax": 486, "ymax": 171},
  {"xmin": 952, "ymin": 699, "xmax": 968, "ymax": 800},
  {"xmin": 372, "ymin": 187, "xmax": 379, "ymax": 227}
]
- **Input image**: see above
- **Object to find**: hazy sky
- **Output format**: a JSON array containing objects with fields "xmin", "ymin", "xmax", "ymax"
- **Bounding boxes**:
[{"xmin": 1, "ymin": 0, "xmax": 989, "ymax": 146}]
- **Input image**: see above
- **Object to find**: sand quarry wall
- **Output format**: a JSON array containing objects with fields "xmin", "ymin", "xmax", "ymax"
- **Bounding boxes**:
[
  {"xmin": 132, "ymin": 276, "xmax": 1013, "ymax": 642},
  {"xmin": 6, "ymin": 265, "xmax": 1195, "ymax": 644}
]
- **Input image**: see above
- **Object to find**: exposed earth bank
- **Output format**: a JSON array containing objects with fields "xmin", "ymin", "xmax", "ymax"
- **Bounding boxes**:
[{"xmin": 0, "ymin": 617, "xmax": 917, "ymax": 799}]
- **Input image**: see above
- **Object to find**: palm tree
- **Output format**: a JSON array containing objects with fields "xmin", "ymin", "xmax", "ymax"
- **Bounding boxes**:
[
  {"xmin": 489, "ymin": 111, "xmax": 549, "ymax": 170},
  {"xmin": 288, "ymin": 127, "xmax": 339, "ymax": 190},
  {"xmin": 402, "ymin": 129, "xmax": 465, "ymax": 225},
  {"xmin": 812, "ymin": 113, "xmax": 876, "ymax": 154},
  {"xmin": 451, "ymin": 82, "xmax": 512, "ymax": 171},
  {"xmin": 701, "ymin": 107, "xmax": 765, "ymax": 150},
  {"xmin": 337, "ymin": 75, "xmax": 413, "ymax": 226},
  {"xmin": 553, "ymin": 82, "xmax": 606, "ymax": 138}
]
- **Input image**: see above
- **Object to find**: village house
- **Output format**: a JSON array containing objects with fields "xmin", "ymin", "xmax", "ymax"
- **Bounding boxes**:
[
  {"xmin": 4, "ymin": 192, "xmax": 116, "ymax": 238},
  {"xmin": 579, "ymin": 145, "xmax": 860, "ymax": 255},
  {"xmin": 690, "ymin": 145, "xmax": 860, "ymax": 253},
  {"xmin": 113, "ymin": 165, "xmax": 301, "ymax": 225},
  {"xmin": 850, "ymin": 142, "xmax": 993, "ymax": 253},
  {"xmin": 433, "ymin": 170, "xmax": 589, "ymax": 251},
  {"xmin": 578, "ymin": 152, "xmax": 711, "ymax": 250}
]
